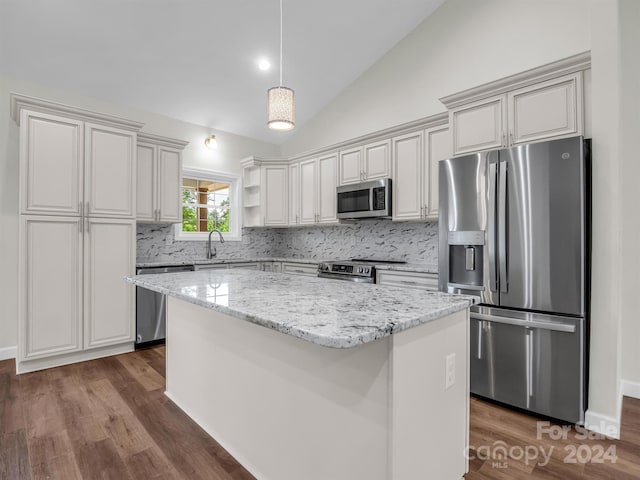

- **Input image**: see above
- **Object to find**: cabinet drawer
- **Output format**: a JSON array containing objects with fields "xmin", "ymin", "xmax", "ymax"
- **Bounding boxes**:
[
  {"xmin": 376, "ymin": 271, "xmax": 438, "ymax": 290},
  {"xmin": 194, "ymin": 264, "xmax": 228, "ymax": 271},
  {"xmin": 281, "ymin": 262, "xmax": 318, "ymax": 276},
  {"xmin": 229, "ymin": 262, "xmax": 260, "ymax": 270}
]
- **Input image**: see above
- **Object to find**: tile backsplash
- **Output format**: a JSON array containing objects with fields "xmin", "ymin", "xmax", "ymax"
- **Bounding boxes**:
[{"xmin": 137, "ymin": 219, "xmax": 439, "ymax": 265}]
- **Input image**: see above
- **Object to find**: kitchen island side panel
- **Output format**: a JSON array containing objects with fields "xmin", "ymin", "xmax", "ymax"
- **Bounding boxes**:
[{"xmin": 165, "ymin": 297, "xmax": 469, "ymax": 480}]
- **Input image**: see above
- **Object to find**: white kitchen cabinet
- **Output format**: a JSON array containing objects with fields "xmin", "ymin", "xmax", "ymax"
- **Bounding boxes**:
[
  {"xmin": 299, "ymin": 158, "xmax": 317, "ymax": 224},
  {"xmin": 194, "ymin": 263, "xmax": 228, "ymax": 271},
  {"xmin": 450, "ymin": 96, "xmax": 506, "ymax": 156},
  {"xmin": 508, "ymin": 74, "xmax": 582, "ymax": 146},
  {"xmin": 376, "ymin": 270, "xmax": 438, "ymax": 291},
  {"xmin": 339, "ymin": 140, "xmax": 390, "ymax": 185},
  {"xmin": 295, "ymin": 154, "xmax": 338, "ymax": 225},
  {"xmin": 84, "ymin": 218, "xmax": 135, "ymax": 349},
  {"xmin": 19, "ymin": 111, "xmax": 84, "ymax": 216},
  {"xmin": 392, "ymin": 125, "xmax": 449, "ymax": 221},
  {"xmin": 19, "ymin": 110, "xmax": 137, "ymax": 218},
  {"xmin": 13, "ymin": 94, "xmax": 143, "ymax": 372},
  {"xmin": 281, "ymin": 262, "xmax": 318, "ymax": 277},
  {"xmin": 19, "ymin": 216, "xmax": 136, "ymax": 359},
  {"xmin": 424, "ymin": 125, "xmax": 451, "ymax": 218},
  {"xmin": 288, "ymin": 163, "xmax": 300, "ymax": 225},
  {"xmin": 241, "ymin": 158, "xmax": 288, "ymax": 227},
  {"xmin": 20, "ymin": 216, "xmax": 83, "ymax": 360},
  {"xmin": 85, "ymin": 123, "xmax": 136, "ymax": 218},
  {"xmin": 449, "ymin": 72, "xmax": 584, "ymax": 156},
  {"xmin": 136, "ymin": 133, "xmax": 188, "ymax": 223},
  {"xmin": 229, "ymin": 262, "xmax": 260, "ymax": 270},
  {"xmin": 262, "ymin": 165, "xmax": 288, "ymax": 226},
  {"xmin": 392, "ymin": 131, "xmax": 423, "ymax": 220},
  {"xmin": 262, "ymin": 262, "xmax": 282, "ymax": 273}
]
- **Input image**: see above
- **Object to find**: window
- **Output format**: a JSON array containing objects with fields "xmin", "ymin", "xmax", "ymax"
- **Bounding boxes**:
[{"xmin": 174, "ymin": 168, "xmax": 242, "ymax": 241}]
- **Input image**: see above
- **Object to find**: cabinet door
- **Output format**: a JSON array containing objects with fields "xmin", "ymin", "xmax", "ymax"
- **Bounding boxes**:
[
  {"xmin": 281, "ymin": 262, "xmax": 318, "ymax": 276},
  {"xmin": 451, "ymin": 96, "xmax": 506, "ymax": 156},
  {"xmin": 299, "ymin": 159, "xmax": 317, "ymax": 224},
  {"xmin": 136, "ymin": 143, "xmax": 156, "ymax": 221},
  {"xmin": 20, "ymin": 110, "xmax": 83, "ymax": 216},
  {"xmin": 338, "ymin": 147, "xmax": 363, "ymax": 185},
  {"xmin": 158, "ymin": 147, "xmax": 182, "ymax": 223},
  {"xmin": 84, "ymin": 218, "xmax": 135, "ymax": 349},
  {"xmin": 364, "ymin": 140, "xmax": 390, "ymax": 180},
  {"xmin": 288, "ymin": 163, "xmax": 300, "ymax": 225},
  {"xmin": 424, "ymin": 126, "xmax": 450, "ymax": 218},
  {"xmin": 392, "ymin": 131, "xmax": 423, "ymax": 220},
  {"xmin": 317, "ymin": 154, "xmax": 338, "ymax": 224},
  {"xmin": 262, "ymin": 165, "xmax": 288, "ymax": 226},
  {"xmin": 508, "ymin": 73, "xmax": 582, "ymax": 145},
  {"xmin": 85, "ymin": 123, "xmax": 136, "ymax": 218},
  {"xmin": 20, "ymin": 216, "xmax": 83, "ymax": 360},
  {"xmin": 376, "ymin": 270, "xmax": 438, "ymax": 290}
]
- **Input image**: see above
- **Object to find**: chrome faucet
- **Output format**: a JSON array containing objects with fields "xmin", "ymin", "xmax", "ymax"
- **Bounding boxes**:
[{"xmin": 207, "ymin": 229, "xmax": 225, "ymax": 259}]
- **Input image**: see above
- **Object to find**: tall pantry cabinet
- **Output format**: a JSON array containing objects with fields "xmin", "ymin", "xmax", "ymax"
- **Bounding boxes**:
[{"xmin": 12, "ymin": 94, "xmax": 143, "ymax": 373}]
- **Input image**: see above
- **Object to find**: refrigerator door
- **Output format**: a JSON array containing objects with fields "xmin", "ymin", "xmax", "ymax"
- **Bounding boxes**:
[
  {"xmin": 470, "ymin": 306, "xmax": 585, "ymax": 424},
  {"xmin": 438, "ymin": 152, "xmax": 498, "ymax": 305},
  {"xmin": 498, "ymin": 137, "xmax": 586, "ymax": 316}
]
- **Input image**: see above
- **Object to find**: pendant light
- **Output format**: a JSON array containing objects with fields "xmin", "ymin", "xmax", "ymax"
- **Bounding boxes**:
[{"xmin": 267, "ymin": 0, "xmax": 295, "ymax": 131}]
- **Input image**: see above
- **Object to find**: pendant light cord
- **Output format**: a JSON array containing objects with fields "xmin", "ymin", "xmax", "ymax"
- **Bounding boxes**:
[{"xmin": 279, "ymin": 0, "xmax": 283, "ymax": 87}]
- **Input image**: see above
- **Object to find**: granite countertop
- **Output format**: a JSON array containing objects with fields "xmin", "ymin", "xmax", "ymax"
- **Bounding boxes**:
[
  {"xmin": 126, "ymin": 269, "xmax": 473, "ymax": 349},
  {"xmin": 136, "ymin": 257, "xmax": 320, "ymax": 268}
]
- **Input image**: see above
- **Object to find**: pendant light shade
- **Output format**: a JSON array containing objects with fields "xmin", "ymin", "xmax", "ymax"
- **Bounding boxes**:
[
  {"xmin": 267, "ymin": 0, "xmax": 295, "ymax": 131},
  {"xmin": 267, "ymin": 86, "xmax": 295, "ymax": 131}
]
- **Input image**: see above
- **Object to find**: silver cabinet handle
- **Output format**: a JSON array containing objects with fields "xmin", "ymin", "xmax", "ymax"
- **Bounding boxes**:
[
  {"xmin": 510, "ymin": 131, "xmax": 514, "ymax": 145},
  {"xmin": 400, "ymin": 280, "xmax": 418, "ymax": 285},
  {"xmin": 79, "ymin": 217, "xmax": 83, "ymax": 233},
  {"xmin": 502, "ymin": 133, "xmax": 506, "ymax": 147},
  {"xmin": 526, "ymin": 329, "xmax": 533, "ymax": 400}
]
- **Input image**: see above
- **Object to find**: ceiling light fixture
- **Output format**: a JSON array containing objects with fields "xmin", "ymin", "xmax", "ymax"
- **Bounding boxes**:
[
  {"xmin": 267, "ymin": 0, "xmax": 295, "ymax": 131},
  {"xmin": 204, "ymin": 134, "xmax": 217, "ymax": 149},
  {"xmin": 258, "ymin": 59, "xmax": 271, "ymax": 71}
]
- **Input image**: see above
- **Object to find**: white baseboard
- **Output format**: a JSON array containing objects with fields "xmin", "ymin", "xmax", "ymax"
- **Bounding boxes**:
[
  {"xmin": 584, "ymin": 409, "xmax": 620, "ymax": 440},
  {"xmin": 16, "ymin": 343, "xmax": 134, "ymax": 374},
  {"xmin": 621, "ymin": 380, "xmax": 640, "ymax": 400},
  {"xmin": 0, "ymin": 346, "xmax": 17, "ymax": 361}
]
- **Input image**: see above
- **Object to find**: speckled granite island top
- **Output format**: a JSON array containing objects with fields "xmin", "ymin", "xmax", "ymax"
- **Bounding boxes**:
[{"xmin": 126, "ymin": 269, "xmax": 474, "ymax": 348}]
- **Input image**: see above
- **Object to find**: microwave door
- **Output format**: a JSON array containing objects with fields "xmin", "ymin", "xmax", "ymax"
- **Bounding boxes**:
[{"xmin": 337, "ymin": 189, "xmax": 370, "ymax": 215}]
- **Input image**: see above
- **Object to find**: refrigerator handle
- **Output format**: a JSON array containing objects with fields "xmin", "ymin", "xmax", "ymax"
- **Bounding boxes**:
[
  {"xmin": 498, "ymin": 161, "xmax": 508, "ymax": 293},
  {"xmin": 488, "ymin": 160, "xmax": 498, "ymax": 291}
]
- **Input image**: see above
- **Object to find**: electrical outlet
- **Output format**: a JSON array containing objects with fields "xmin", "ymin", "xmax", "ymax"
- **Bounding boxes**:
[{"xmin": 445, "ymin": 353, "xmax": 456, "ymax": 390}]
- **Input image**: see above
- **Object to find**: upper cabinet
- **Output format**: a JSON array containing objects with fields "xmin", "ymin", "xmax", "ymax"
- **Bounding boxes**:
[
  {"xmin": 449, "ymin": 72, "xmax": 583, "ymax": 156},
  {"xmin": 241, "ymin": 158, "xmax": 288, "ymax": 227},
  {"xmin": 441, "ymin": 52, "xmax": 591, "ymax": 157},
  {"xmin": 292, "ymin": 154, "xmax": 338, "ymax": 226},
  {"xmin": 392, "ymin": 124, "xmax": 450, "ymax": 222},
  {"xmin": 136, "ymin": 132, "xmax": 188, "ymax": 223},
  {"xmin": 338, "ymin": 140, "xmax": 390, "ymax": 185},
  {"xmin": 19, "ymin": 111, "xmax": 137, "ymax": 218}
]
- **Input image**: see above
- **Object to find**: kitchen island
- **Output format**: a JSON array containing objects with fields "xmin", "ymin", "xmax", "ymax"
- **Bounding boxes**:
[{"xmin": 126, "ymin": 269, "xmax": 474, "ymax": 480}]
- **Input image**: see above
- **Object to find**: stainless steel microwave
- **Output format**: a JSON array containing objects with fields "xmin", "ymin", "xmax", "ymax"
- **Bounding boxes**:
[{"xmin": 336, "ymin": 178, "xmax": 392, "ymax": 219}]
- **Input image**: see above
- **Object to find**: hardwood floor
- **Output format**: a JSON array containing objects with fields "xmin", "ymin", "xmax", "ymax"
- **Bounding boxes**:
[
  {"xmin": 1, "ymin": 346, "xmax": 639, "ymax": 479},
  {"xmin": 0, "ymin": 347, "xmax": 255, "ymax": 480}
]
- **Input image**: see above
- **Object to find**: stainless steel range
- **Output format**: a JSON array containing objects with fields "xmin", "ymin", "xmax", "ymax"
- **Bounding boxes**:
[{"xmin": 317, "ymin": 258, "xmax": 406, "ymax": 283}]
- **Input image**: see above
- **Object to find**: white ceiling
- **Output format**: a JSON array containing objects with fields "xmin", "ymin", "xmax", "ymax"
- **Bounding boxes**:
[{"xmin": 0, "ymin": 0, "xmax": 446, "ymax": 144}]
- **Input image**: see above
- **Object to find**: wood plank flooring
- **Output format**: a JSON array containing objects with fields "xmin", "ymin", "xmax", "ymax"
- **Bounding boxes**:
[{"xmin": 1, "ymin": 346, "xmax": 639, "ymax": 479}]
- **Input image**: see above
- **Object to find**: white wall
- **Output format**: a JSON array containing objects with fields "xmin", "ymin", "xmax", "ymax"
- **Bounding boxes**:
[
  {"xmin": 0, "ymin": 74, "xmax": 280, "ymax": 350},
  {"xmin": 619, "ymin": 0, "xmax": 640, "ymax": 387},
  {"xmin": 281, "ymin": 0, "xmax": 591, "ymax": 157}
]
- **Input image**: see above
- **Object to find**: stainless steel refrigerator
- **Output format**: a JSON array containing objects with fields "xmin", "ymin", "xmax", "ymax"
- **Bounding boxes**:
[{"xmin": 438, "ymin": 136, "xmax": 590, "ymax": 424}]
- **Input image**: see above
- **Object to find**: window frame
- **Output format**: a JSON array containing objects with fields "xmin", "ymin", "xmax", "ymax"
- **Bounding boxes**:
[{"xmin": 174, "ymin": 167, "xmax": 243, "ymax": 242}]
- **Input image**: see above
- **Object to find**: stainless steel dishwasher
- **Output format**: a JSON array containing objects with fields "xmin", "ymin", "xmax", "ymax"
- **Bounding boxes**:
[{"xmin": 135, "ymin": 264, "xmax": 195, "ymax": 348}]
